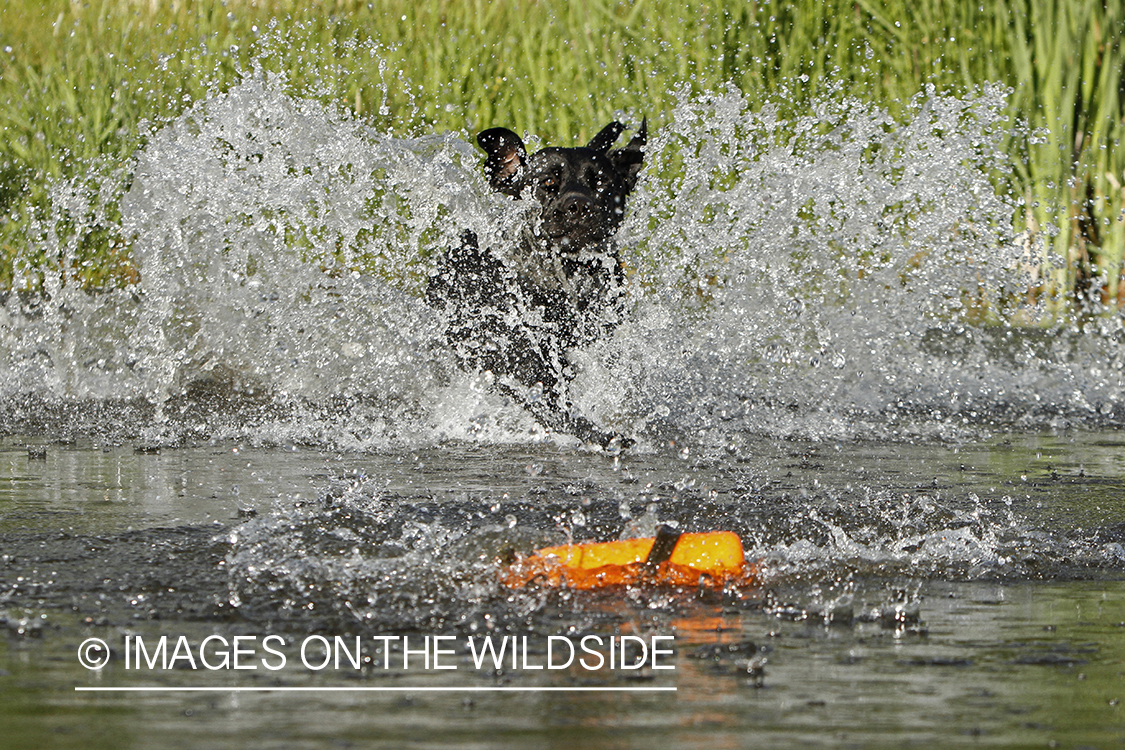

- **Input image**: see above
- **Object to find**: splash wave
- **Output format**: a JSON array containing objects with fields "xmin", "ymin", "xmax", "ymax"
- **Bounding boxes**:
[{"xmin": 3, "ymin": 74, "xmax": 1124, "ymax": 446}]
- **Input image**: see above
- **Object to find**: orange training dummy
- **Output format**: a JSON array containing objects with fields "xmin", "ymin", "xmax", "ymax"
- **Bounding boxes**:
[{"xmin": 501, "ymin": 526, "xmax": 754, "ymax": 590}]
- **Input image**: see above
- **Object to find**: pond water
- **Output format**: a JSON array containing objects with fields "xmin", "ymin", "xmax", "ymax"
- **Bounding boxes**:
[
  {"xmin": 2, "ymin": 434, "xmax": 1123, "ymax": 748},
  {"xmin": 2, "ymin": 76, "xmax": 1124, "ymax": 747}
]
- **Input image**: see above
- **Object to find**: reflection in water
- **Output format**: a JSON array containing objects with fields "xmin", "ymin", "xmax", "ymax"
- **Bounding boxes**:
[{"xmin": 2, "ymin": 576, "xmax": 1122, "ymax": 748}]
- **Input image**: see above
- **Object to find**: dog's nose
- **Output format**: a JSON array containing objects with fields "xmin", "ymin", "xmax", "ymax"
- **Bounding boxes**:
[{"xmin": 560, "ymin": 194, "xmax": 595, "ymax": 219}]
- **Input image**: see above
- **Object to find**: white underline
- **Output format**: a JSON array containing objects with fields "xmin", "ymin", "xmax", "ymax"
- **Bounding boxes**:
[{"xmin": 75, "ymin": 686, "xmax": 676, "ymax": 693}]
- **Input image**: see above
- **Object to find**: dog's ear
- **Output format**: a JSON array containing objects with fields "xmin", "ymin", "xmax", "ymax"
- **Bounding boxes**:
[
  {"xmin": 477, "ymin": 128, "xmax": 527, "ymax": 196},
  {"xmin": 587, "ymin": 121, "xmax": 626, "ymax": 153},
  {"xmin": 608, "ymin": 118, "xmax": 646, "ymax": 192}
]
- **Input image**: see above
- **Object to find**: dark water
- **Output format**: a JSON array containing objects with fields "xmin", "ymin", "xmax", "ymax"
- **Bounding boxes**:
[{"xmin": 2, "ymin": 433, "xmax": 1123, "ymax": 748}]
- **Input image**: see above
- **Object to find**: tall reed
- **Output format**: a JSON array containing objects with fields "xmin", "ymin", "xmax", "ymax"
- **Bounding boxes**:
[{"xmin": 0, "ymin": 0, "xmax": 1121, "ymax": 315}]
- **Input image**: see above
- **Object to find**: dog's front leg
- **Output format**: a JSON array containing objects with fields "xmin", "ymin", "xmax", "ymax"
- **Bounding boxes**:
[
  {"xmin": 491, "ymin": 378, "xmax": 627, "ymax": 449},
  {"xmin": 426, "ymin": 230, "xmax": 507, "ymax": 310}
]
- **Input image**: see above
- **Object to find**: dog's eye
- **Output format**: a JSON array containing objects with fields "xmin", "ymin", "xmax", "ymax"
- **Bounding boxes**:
[{"xmin": 540, "ymin": 175, "xmax": 560, "ymax": 192}]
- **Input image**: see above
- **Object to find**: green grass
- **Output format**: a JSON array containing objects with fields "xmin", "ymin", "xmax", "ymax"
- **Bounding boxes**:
[{"xmin": 0, "ymin": 0, "xmax": 1122, "ymax": 315}]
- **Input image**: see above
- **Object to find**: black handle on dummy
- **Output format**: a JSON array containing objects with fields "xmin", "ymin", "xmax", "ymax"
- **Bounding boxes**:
[{"xmin": 644, "ymin": 525, "xmax": 682, "ymax": 568}]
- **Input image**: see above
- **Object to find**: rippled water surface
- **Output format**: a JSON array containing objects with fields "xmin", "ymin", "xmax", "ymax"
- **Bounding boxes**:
[
  {"xmin": 2, "ymin": 434, "xmax": 1124, "ymax": 748},
  {"xmin": 2, "ymin": 74, "xmax": 1124, "ymax": 747}
]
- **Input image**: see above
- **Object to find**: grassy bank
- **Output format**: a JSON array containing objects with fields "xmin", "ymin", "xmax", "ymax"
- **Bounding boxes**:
[{"xmin": 0, "ymin": 0, "xmax": 1121, "ymax": 312}]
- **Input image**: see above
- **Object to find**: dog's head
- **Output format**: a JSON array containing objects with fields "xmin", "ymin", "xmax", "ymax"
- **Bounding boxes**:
[{"xmin": 476, "ymin": 120, "xmax": 646, "ymax": 253}]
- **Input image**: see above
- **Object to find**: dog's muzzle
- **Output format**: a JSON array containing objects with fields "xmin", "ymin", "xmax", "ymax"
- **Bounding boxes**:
[{"xmin": 542, "ymin": 194, "xmax": 614, "ymax": 247}]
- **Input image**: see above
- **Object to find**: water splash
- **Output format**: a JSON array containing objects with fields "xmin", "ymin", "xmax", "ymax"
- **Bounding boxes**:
[
  {"xmin": 601, "ymin": 84, "xmax": 1125, "ymax": 440},
  {"xmin": 3, "ymin": 72, "xmax": 1125, "ymax": 446},
  {"xmin": 221, "ymin": 467, "xmax": 1123, "ymax": 632}
]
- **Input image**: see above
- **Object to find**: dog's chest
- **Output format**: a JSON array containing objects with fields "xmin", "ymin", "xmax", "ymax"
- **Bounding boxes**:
[{"xmin": 505, "ymin": 241, "xmax": 624, "ymax": 337}]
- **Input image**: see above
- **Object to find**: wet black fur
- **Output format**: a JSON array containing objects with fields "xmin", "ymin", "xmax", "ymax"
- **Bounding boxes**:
[{"xmin": 427, "ymin": 120, "xmax": 646, "ymax": 446}]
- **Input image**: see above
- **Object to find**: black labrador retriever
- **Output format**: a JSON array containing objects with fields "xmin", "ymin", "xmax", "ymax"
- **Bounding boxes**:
[{"xmin": 427, "ymin": 119, "xmax": 646, "ymax": 447}]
